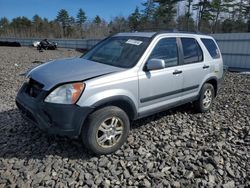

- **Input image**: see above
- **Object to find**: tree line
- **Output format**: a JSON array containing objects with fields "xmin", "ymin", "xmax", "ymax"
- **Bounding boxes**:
[{"xmin": 0, "ymin": 0, "xmax": 249, "ymax": 39}]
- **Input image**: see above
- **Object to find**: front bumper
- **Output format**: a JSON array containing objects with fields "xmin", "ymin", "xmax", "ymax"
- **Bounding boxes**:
[{"xmin": 16, "ymin": 82, "xmax": 93, "ymax": 137}]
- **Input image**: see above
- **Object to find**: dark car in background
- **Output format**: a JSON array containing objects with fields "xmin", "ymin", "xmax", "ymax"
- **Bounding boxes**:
[{"xmin": 37, "ymin": 39, "xmax": 57, "ymax": 51}]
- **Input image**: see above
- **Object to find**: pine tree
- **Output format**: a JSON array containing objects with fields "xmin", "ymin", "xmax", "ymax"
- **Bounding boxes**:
[
  {"xmin": 76, "ymin": 8, "xmax": 87, "ymax": 37},
  {"xmin": 223, "ymin": 0, "xmax": 237, "ymax": 20},
  {"xmin": 245, "ymin": 0, "xmax": 250, "ymax": 31},
  {"xmin": 154, "ymin": 0, "xmax": 182, "ymax": 29},
  {"xmin": 128, "ymin": 6, "xmax": 141, "ymax": 31},
  {"xmin": 140, "ymin": 0, "xmax": 157, "ymax": 30},
  {"xmin": 94, "ymin": 15, "xmax": 102, "ymax": 25},
  {"xmin": 185, "ymin": 0, "xmax": 193, "ymax": 31},
  {"xmin": 210, "ymin": 0, "xmax": 224, "ymax": 33},
  {"xmin": 109, "ymin": 16, "xmax": 129, "ymax": 33},
  {"xmin": 10, "ymin": 16, "xmax": 32, "ymax": 37},
  {"xmin": 76, "ymin": 8, "xmax": 87, "ymax": 26},
  {"xmin": 221, "ymin": 0, "xmax": 248, "ymax": 32},
  {"xmin": 32, "ymin": 14, "xmax": 43, "ymax": 35},
  {"xmin": 56, "ymin": 9, "xmax": 71, "ymax": 37},
  {"xmin": 177, "ymin": 15, "xmax": 195, "ymax": 31},
  {"xmin": 141, "ymin": 0, "xmax": 156, "ymax": 22},
  {"xmin": 193, "ymin": 0, "xmax": 213, "ymax": 31}
]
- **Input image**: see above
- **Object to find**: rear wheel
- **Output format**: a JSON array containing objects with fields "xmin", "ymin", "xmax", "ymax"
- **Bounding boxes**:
[
  {"xmin": 81, "ymin": 106, "xmax": 130, "ymax": 155},
  {"xmin": 195, "ymin": 83, "xmax": 215, "ymax": 113}
]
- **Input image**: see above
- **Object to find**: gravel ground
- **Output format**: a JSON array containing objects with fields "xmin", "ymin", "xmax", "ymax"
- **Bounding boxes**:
[{"xmin": 0, "ymin": 47, "xmax": 249, "ymax": 188}]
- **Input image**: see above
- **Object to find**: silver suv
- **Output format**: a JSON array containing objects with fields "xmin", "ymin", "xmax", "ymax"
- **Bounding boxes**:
[{"xmin": 16, "ymin": 32, "xmax": 223, "ymax": 154}]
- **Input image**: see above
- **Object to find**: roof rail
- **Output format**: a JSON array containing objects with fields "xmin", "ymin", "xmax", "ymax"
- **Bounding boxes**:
[
  {"xmin": 135, "ymin": 28, "xmax": 207, "ymax": 35},
  {"xmin": 155, "ymin": 29, "xmax": 206, "ymax": 35}
]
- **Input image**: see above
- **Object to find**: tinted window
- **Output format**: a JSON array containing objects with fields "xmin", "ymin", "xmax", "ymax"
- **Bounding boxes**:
[
  {"xmin": 149, "ymin": 38, "xmax": 178, "ymax": 67},
  {"xmin": 201, "ymin": 38, "xmax": 220, "ymax": 59},
  {"xmin": 181, "ymin": 38, "xmax": 203, "ymax": 64},
  {"xmin": 82, "ymin": 36, "xmax": 150, "ymax": 68}
]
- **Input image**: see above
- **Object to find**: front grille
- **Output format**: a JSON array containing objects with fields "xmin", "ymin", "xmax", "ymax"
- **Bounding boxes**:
[{"xmin": 25, "ymin": 78, "xmax": 44, "ymax": 98}]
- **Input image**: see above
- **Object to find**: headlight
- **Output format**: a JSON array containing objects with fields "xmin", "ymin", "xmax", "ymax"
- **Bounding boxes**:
[{"xmin": 45, "ymin": 82, "xmax": 85, "ymax": 104}]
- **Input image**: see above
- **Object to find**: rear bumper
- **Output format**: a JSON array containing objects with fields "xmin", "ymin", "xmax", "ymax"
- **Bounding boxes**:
[{"xmin": 16, "ymin": 83, "xmax": 93, "ymax": 137}]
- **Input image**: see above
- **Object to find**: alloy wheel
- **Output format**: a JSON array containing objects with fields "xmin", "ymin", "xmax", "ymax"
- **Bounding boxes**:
[
  {"xmin": 96, "ymin": 117, "xmax": 124, "ymax": 148},
  {"xmin": 203, "ymin": 89, "xmax": 212, "ymax": 108}
]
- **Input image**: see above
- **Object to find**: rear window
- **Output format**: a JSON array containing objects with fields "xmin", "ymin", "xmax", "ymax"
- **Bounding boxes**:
[
  {"xmin": 201, "ymin": 38, "xmax": 220, "ymax": 59},
  {"xmin": 181, "ymin": 38, "xmax": 203, "ymax": 64}
]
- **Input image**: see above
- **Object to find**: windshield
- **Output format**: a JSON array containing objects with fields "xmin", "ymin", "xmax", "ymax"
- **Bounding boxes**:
[{"xmin": 81, "ymin": 36, "xmax": 151, "ymax": 68}]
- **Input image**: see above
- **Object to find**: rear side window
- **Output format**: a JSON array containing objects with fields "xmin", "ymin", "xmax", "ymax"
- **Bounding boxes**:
[
  {"xmin": 181, "ymin": 38, "xmax": 203, "ymax": 64},
  {"xmin": 201, "ymin": 38, "xmax": 220, "ymax": 59}
]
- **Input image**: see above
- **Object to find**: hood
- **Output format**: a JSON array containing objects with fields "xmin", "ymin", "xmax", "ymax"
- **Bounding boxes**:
[{"xmin": 27, "ymin": 57, "xmax": 124, "ymax": 90}]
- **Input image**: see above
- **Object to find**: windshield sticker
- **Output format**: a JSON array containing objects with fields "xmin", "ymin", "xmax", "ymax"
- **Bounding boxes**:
[{"xmin": 126, "ymin": 39, "xmax": 143, "ymax": 46}]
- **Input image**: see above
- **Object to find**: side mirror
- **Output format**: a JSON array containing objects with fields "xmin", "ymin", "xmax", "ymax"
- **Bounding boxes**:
[{"xmin": 145, "ymin": 59, "xmax": 165, "ymax": 71}]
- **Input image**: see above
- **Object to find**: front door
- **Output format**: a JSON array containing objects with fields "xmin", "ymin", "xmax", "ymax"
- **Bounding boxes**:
[{"xmin": 138, "ymin": 37, "xmax": 183, "ymax": 115}]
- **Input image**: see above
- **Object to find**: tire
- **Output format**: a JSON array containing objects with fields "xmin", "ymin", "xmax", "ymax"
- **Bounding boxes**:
[
  {"xmin": 195, "ymin": 83, "xmax": 215, "ymax": 113},
  {"xmin": 81, "ymin": 106, "xmax": 130, "ymax": 155}
]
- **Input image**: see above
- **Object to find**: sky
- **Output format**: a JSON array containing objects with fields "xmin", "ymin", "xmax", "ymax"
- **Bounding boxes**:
[{"xmin": 0, "ymin": 0, "xmax": 145, "ymax": 22}]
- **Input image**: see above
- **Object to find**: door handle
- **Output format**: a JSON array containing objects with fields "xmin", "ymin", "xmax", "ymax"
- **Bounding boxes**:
[
  {"xmin": 203, "ymin": 65, "xmax": 210, "ymax": 69},
  {"xmin": 173, "ymin": 70, "xmax": 182, "ymax": 75}
]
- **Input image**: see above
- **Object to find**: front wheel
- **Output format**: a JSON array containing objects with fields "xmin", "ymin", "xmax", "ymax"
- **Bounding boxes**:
[
  {"xmin": 81, "ymin": 106, "xmax": 130, "ymax": 155},
  {"xmin": 195, "ymin": 83, "xmax": 215, "ymax": 113}
]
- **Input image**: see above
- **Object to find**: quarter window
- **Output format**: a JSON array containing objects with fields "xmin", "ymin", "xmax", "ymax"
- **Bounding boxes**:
[
  {"xmin": 149, "ymin": 38, "xmax": 178, "ymax": 67},
  {"xmin": 181, "ymin": 38, "xmax": 203, "ymax": 64},
  {"xmin": 201, "ymin": 38, "xmax": 220, "ymax": 59}
]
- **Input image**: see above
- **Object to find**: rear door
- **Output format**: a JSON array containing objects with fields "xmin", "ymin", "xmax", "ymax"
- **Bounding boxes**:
[
  {"xmin": 179, "ymin": 37, "xmax": 210, "ymax": 100},
  {"xmin": 138, "ymin": 37, "xmax": 183, "ymax": 115}
]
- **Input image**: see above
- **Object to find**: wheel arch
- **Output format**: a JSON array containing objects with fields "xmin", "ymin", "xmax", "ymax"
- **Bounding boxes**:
[
  {"xmin": 91, "ymin": 95, "xmax": 138, "ymax": 121},
  {"xmin": 203, "ymin": 77, "xmax": 218, "ymax": 96}
]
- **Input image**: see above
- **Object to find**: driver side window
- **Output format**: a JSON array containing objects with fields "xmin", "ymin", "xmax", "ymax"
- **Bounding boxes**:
[{"xmin": 149, "ymin": 38, "xmax": 178, "ymax": 68}]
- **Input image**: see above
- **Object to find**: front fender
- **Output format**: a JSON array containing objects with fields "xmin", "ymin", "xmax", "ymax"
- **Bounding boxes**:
[{"xmin": 77, "ymin": 89, "xmax": 138, "ymax": 109}]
